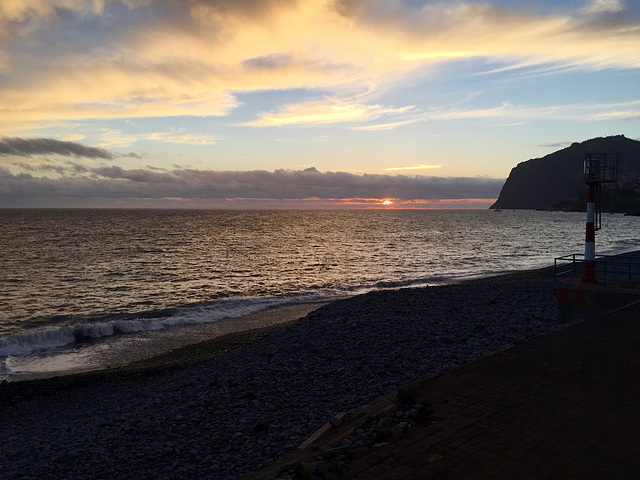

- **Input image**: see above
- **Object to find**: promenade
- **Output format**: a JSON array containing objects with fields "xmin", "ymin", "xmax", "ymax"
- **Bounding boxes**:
[{"xmin": 248, "ymin": 301, "xmax": 640, "ymax": 479}]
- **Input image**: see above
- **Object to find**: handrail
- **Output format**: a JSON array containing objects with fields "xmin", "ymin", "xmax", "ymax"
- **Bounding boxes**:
[{"xmin": 554, "ymin": 253, "xmax": 640, "ymax": 286}]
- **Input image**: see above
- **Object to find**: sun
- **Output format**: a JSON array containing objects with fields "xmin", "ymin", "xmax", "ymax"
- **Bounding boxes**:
[{"xmin": 382, "ymin": 200, "xmax": 393, "ymax": 206}]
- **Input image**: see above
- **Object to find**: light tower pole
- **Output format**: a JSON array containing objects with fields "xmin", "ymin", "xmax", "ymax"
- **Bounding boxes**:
[
  {"xmin": 583, "ymin": 181, "xmax": 597, "ymax": 282},
  {"xmin": 582, "ymin": 153, "xmax": 618, "ymax": 283}
]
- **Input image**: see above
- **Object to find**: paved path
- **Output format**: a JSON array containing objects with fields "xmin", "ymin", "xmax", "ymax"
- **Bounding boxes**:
[{"xmin": 338, "ymin": 303, "xmax": 640, "ymax": 479}]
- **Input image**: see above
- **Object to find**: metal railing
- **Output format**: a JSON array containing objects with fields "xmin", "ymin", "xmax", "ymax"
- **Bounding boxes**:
[{"xmin": 554, "ymin": 253, "xmax": 640, "ymax": 286}]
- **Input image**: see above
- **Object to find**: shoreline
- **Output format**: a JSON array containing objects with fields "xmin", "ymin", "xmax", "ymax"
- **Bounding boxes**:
[
  {"xmin": 0, "ymin": 322, "xmax": 295, "ymax": 403},
  {"xmin": 1, "ymin": 262, "xmax": 562, "ymax": 480},
  {"xmin": 1, "ymin": 303, "xmax": 325, "ymax": 393},
  {"xmin": 0, "ymin": 264, "xmax": 558, "ymax": 395},
  {"xmin": 1, "ymin": 264, "xmax": 556, "ymax": 389},
  {"xmin": 1, "ymin": 264, "xmax": 556, "ymax": 385}
]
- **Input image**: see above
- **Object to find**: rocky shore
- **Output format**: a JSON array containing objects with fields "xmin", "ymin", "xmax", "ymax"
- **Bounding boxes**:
[{"xmin": 0, "ymin": 266, "xmax": 559, "ymax": 480}]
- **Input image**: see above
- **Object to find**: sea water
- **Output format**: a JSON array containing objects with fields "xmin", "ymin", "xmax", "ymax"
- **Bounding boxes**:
[{"xmin": 1, "ymin": 208, "xmax": 639, "ymax": 380}]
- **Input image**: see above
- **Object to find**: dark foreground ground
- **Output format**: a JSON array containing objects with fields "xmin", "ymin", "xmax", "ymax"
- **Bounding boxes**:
[{"xmin": 249, "ymin": 300, "xmax": 640, "ymax": 480}]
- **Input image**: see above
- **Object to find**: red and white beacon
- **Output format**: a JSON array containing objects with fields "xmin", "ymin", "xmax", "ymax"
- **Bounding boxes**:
[{"xmin": 582, "ymin": 153, "xmax": 618, "ymax": 282}]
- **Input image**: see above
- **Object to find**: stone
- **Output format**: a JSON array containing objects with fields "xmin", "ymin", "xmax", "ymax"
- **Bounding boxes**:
[{"xmin": 253, "ymin": 422, "xmax": 270, "ymax": 434}]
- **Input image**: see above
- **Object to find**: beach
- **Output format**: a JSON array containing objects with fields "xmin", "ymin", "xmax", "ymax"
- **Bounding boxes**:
[{"xmin": 0, "ymin": 265, "xmax": 559, "ymax": 480}]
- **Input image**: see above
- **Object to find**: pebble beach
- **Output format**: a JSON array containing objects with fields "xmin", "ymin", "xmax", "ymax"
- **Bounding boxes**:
[{"xmin": 0, "ymin": 266, "xmax": 559, "ymax": 480}]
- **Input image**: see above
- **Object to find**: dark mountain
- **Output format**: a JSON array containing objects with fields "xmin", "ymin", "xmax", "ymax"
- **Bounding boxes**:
[{"xmin": 491, "ymin": 135, "xmax": 640, "ymax": 212}]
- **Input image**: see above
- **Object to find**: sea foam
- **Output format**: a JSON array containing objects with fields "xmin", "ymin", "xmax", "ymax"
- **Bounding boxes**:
[{"xmin": 0, "ymin": 293, "xmax": 344, "ymax": 358}]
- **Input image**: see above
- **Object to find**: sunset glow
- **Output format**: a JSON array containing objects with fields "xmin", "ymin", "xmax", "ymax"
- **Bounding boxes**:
[{"xmin": 0, "ymin": 0, "xmax": 638, "ymax": 208}]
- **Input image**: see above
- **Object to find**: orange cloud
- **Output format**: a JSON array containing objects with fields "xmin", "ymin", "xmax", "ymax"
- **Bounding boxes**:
[
  {"xmin": 1, "ymin": 0, "xmax": 639, "ymax": 134},
  {"xmin": 384, "ymin": 164, "xmax": 443, "ymax": 171},
  {"xmin": 247, "ymin": 99, "xmax": 414, "ymax": 126},
  {"xmin": 145, "ymin": 132, "xmax": 217, "ymax": 145},
  {"xmin": 352, "ymin": 118, "xmax": 424, "ymax": 131}
]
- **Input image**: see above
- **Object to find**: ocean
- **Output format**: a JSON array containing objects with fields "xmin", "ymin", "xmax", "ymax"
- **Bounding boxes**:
[{"xmin": 1, "ymin": 208, "xmax": 639, "ymax": 381}]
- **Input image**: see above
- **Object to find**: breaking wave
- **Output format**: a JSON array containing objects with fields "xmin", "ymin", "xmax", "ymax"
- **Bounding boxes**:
[
  {"xmin": 0, "ymin": 294, "xmax": 324, "ymax": 358},
  {"xmin": 0, "ymin": 274, "xmax": 464, "ymax": 359}
]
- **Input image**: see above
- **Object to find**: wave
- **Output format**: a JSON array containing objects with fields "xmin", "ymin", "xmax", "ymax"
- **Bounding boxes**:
[
  {"xmin": 0, "ymin": 290, "xmax": 351, "ymax": 358},
  {"xmin": 0, "ymin": 357, "xmax": 13, "ymax": 380},
  {"xmin": 0, "ymin": 275, "xmax": 448, "ymax": 359}
]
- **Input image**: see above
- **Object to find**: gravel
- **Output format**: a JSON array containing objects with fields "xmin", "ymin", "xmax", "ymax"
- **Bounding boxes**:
[{"xmin": 0, "ymin": 270, "xmax": 558, "ymax": 480}]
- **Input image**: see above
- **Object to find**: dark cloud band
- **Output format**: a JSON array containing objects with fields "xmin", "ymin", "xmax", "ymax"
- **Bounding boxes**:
[
  {"xmin": 0, "ymin": 137, "xmax": 114, "ymax": 160},
  {"xmin": 0, "ymin": 166, "xmax": 504, "ymax": 206}
]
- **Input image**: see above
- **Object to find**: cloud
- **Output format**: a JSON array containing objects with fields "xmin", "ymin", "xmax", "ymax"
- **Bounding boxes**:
[
  {"xmin": 145, "ymin": 132, "xmax": 217, "ymax": 145},
  {"xmin": 88, "ymin": 129, "xmax": 216, "ymax": 148},
  {"xmin": 352, "ymin": 118, "xmax": 424, "ymax": 131},
  {"xmin": 538, "ymin": 141, "xmax": 574, "ymax": 149},
  {"xmin": 384, "ymin": 164, "xmax": 443, "ymax": 171},
  {"xmin": 581, "ymin": 0, "xmax": 625, "ymax": 14},
  {"xmin": 0, "ymin": 166, "xmax": 504, "ymax": 207},
  {"xmin": 426, "ymin": 99, "xmax": 640, "ymax": 122},
  {"xmin": 0, "ymin": 137, "xmax": 114, "ymax": 159},
  {"xmin": 60, "ymin": 134, "xmax": 86, "ymax": 142},
  {"xmin": 1, "ymin": 0, "xmax": 640, "ymax": 132},
  {"xmin": 247, "ymin": 98, "xmax": 415, "ymax": 126},
  {"xmin": 94, "ymin": 129, "xmax": 141, "ymax": 149},
  {"xmin": 0, "ymin": 0, "xmax": 100, "ymax": 21},
  {"xmin": 243, "ymin": 53, "xmax": 297, "ymax": 70}
]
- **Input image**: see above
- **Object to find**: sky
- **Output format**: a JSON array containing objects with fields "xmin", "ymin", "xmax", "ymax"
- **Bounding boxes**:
[{"xmin": 0, "ymin": 0, "xmax": 639, "ymax": 208}]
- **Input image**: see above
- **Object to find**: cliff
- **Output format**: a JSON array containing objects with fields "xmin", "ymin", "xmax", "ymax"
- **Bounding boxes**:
[{"xmin": 491, "ymin": 135, "xmax": 640, "ymax": 212}]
